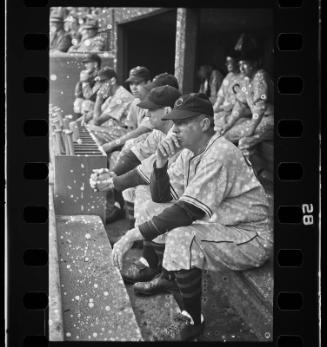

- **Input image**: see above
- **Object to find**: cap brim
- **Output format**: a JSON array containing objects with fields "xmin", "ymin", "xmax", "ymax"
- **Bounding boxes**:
[
  {"xmin": 125, "ymin": 76, "xmax": 143, "ymax": 83},
  {"xmin": 162, "ymin": 109, "xmax": 203, "ymax": 121},
  {"xmin": 137, "ymin": 99, "xmax": 160, "ymax": 110}
]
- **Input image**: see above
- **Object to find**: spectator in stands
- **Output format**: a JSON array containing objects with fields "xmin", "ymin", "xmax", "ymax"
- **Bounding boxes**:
[
  {"xmin": 74, "ymin": 53, "xmax": 102, "ymax": 114},
  {"xmin": 68, "ymin": 18, "xmax": 105, "ymax": 52},
  {"xmin": 108, "ymin": 93, "xmax": 272, "ymax": 341},
  {"xmin": 103, "ymin": 73, "xmax": 180, "ymax": 225},
  {"xmin": 197, "ymin": 65, "xmax": 223, "ymax": 104},
  {"xmin": 87, "ymin": 67, "xmax": 134, "ymax": 144},
  {"xmin": 213, "ymin": 49, "xmax": 243, "ymax": 128},
  {"xmin": 50, "ymin": 13, "xmax": 72, "ymax": 53},
  {"xmin": 219, "ymin": 34, "xmax": 274, "ymax": 152}
]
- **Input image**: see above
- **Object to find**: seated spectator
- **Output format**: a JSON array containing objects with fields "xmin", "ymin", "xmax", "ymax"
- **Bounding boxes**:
[
  {"xmin": 87, "ymin": 67, "xmax": 134, "ymax": 144},
  {"xmin": 50, "ymin": 13, "xmax": 72, "ymax": 53},
  {"xmin": 68, "ymin": 18, "xmax": 105, "ymax": 52},
  {"xmin": 73, "ymin": 53, "xmax": 102, "ymax": 114},
  {"xmin": 64, "ymin": 15, "xmax": 82, "ymax": 46},
  {"xmin": 219, "ymin": 34, "xmax": 274, "ymax": 151},
  {"xmin": 213, "ymin": 50, "xmax": 243, "ymax": 128},
  {"xmin": 197, "ymin": 65, "xmax": 223, "ymax": 104}
]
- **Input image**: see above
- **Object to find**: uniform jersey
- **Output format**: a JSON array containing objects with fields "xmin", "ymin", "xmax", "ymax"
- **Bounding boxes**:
[
  {"xmin": 167, "ymin": 133, "xmax": 269, "ymax": 238},
  {"xmin": 100, "ymin": 86, "xmax": 134, "ymax": 124},
  {"xmin": 125, "ymin": 98, "xmax": 153, "ymax": 130},
  {"xmin": 130, "ymin": 129, "xmax": 166, "ymax": 162}
]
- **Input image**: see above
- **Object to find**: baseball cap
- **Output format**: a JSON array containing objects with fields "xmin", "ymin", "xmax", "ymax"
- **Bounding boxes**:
[
  {"xmin": 144, "ymin": 72, "xmax": 179, "ymax": 91},
  {"xmin": 97, "ymin": 67, "xmax": 117, "ymax": 81},
  {"xmin": 137, "ymin": 85, "xmax": 181, "ymax": 110},
  {"xmin": 162, "ymin": 93, "xmax": 214, "ymax": 120},
  {"xmin": 82, "ymin": 53, "xmax": 101, "ymax": 66},
  {"xmin": 81, "ymin": 18, "xmax": 98, "ymax": 30},
  {"xmin": 125, "ymin": 66, "xmax": 151, "ymax": 83}
]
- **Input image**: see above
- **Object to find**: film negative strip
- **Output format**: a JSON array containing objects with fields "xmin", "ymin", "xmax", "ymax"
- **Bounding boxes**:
[{"xmin": 5, "ymin": 0, "xmax": 322, "ymax": 346}]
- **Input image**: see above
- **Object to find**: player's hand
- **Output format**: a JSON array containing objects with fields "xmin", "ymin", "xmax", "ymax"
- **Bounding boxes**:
[
  {"xmin": 89, "ymin": 168, "xmax": 115, "ymax": 192},
  {"xmin": 156, "ymin": 133, "xmax": 180, "ymax": 168},
  {"xmin": 112, "ymin": 228, "xmax": 142, "ymax": 270}
]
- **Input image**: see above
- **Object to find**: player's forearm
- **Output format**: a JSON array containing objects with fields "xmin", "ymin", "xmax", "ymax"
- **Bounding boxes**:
[
  {"xmin": 112, "ymin": 150, "xmax": 141, "ymax": 176},
  {"xmin": 150, "ymin": 161, "xmax": 173, "ymax": 203},
  {"xmin": 113, "ymin": 169, "xmax": 148, "ymax": 192},
  {"xmin": 116, "ymin": 126, "xmax": 150, "ymax": 147},
  {"xmin": 138, "ymin": 201, "xmax": 205, "ymax": 241},
  {"xmin": 94, "ymin": 112, "xmax": 111, "ymax": 126}
]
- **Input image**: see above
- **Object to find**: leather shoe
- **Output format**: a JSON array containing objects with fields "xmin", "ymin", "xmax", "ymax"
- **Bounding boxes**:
[
  {"xmin": 134, "ymin": 271, "xmax": 178, "ymax": 296},
  {"xmin": 122, "ymin": 259, "xmax": 159, "ymax": 285}
]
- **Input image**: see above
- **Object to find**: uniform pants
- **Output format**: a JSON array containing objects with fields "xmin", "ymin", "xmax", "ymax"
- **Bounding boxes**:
[{"xmin": 137, "ymin": 200, "xmax": 273, "ymax": 273}]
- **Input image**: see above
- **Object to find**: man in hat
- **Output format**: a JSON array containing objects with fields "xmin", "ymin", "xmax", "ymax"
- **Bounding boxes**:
[
  {"xmin": 86, "ymin": 67, "xmax": 134, "ymax": 143},
  {"xmin": 74, "ymin": 53, "xmax": 102, "ymax": 106},
  {"xmin": 109, "ymin": 93, "xmax": 273, "ymax": 341},
  {"xmin": 68, "ymin": 18, "xmax": 105, "ymax": 52},
  {"xmin": 50, "ymin": 13, "xmax": 72, "ymax": 53},
  {"xmin": 213, "ymin": 49, "xmax": 245, "ymax": 130},
  {"xmin": 64, "ymin": 14, "xmax": 81, "ymax": 46},
  {"xmin": 218, "ymin": 34, "xmax": 274, "ymax": 156},
  {"xmin": 101, "ymin": 74, "xmax": 180, "ymax": 224},
  {"xmin": 101, "ymin": 66, "xmax": 153, "ymax": 155}
]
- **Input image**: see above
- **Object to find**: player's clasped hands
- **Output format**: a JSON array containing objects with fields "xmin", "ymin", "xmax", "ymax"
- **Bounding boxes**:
[{"xmin": 89, "ymin": 168, "xmax": 116, "ymax": 192}]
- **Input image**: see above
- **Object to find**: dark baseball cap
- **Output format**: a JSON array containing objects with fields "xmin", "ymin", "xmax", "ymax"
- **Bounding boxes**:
[
  {"xmin": 97, "ymin": 67, "xmax": 117, "ymax": 81},
  {"xmin": 137, "ymin": 85, "xmax": 181, "ymax": 110},
  {"xmin": 144, "ymin": 72, "xmax": 179, "ymax": 91},
  {"xmin": 126, "ymin": 66, "xmax": 151, "ymax": 83},
  {"xmin": 82, "ymin": 53, "xmax": 101, "ymax": 66},
  {"xmin": 162, "ymin": 93, "xmax": 214, "ymax": 120}
]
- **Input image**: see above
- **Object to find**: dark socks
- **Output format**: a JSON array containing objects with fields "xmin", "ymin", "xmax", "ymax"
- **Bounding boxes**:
[
  {"xmin": 142, "ymin": 241, "xmax": 165, "ymax": 269},
  {"xmin": 175, "ymin": 268, "xmax": 202, "ymax": 325},
  {"xmin": 125, "ymin": 201, "xmax": 135, "ymax": 228},
  {"xmin": 114, "ymin": 189, "xmax": 124, "ymax": 209}
]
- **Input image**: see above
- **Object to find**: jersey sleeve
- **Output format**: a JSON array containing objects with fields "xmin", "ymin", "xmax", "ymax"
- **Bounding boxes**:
[{"xmin": 131, "ymin": 131, "xmax": 161, "ymax": 161}]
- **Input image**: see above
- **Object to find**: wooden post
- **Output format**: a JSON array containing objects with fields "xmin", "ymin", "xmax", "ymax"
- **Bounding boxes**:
[
  {"xmin": 174, "ymin": 8, "xmax": 199, "ymax": 94},
  {"xmin": 116, "ymin": 24, "xmax": 128, "ymax": 84}
]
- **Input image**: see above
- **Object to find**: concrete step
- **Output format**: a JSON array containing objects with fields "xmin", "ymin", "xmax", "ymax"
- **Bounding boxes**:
[
  {"xmin": 219, "ymin": 261, "xmax": 273, "ymax": 341},
  {"xmin": 55, "ymin": 215, "xmax": 143, "ymax": 341}
]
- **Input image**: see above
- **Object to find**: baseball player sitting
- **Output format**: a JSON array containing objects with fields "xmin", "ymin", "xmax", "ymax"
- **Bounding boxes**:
[
  {"xmin": 109, "ymin": 93, "xmax": 273, "ymax": 341},
  {"xmin": 99, "ymin": 84, "xmax": 181, "ymax": 225}
]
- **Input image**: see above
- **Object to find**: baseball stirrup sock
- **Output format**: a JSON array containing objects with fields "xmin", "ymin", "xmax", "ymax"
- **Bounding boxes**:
[
  {"xmin": 175, "ymin": 268, "xmax": 202, "ymax": 325},
  {"xmin": 114, "ymin": 189, "xmax": 125, "ymax": 209},
  {"xmin": 151, "ymin": 241, "xmax": 165, "ymax": 268},
  {"xmin": 125, "ymin": 201, "xmax": 135, "ymax": 228},
  {"xmin": 142, "ymin": 241, "xmax": 159, "ymax": 269}
]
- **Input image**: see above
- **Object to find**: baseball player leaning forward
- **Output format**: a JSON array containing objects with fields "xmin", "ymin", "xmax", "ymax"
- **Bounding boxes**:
[{"xmin": 111, "ymin": 93, "xmax": 273, "ymax": 341}]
